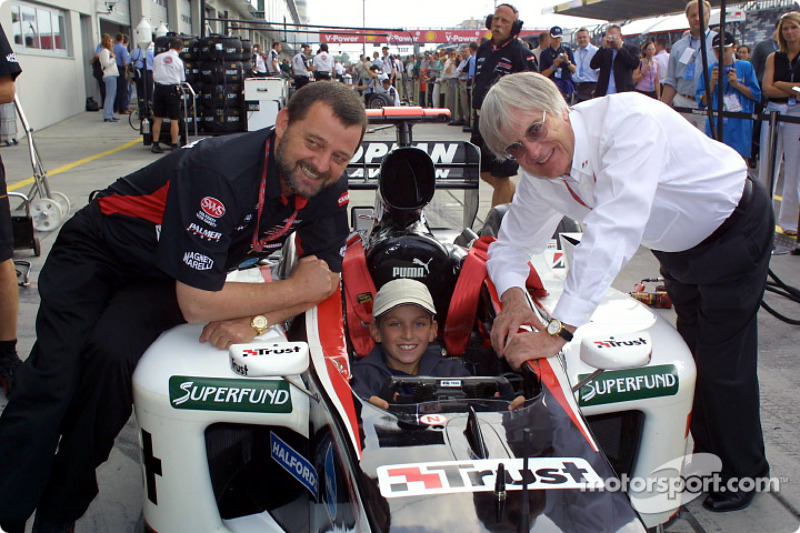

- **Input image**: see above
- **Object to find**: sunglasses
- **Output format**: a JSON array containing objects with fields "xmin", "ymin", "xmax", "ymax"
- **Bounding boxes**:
[{"xmin": 502, "ymin": 111, "xmax": 547, "ymax": 160}]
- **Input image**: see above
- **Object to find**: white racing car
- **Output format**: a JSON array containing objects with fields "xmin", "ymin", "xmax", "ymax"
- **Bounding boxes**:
[{"xmin": 132, "ymin": 107, "xmax": 696, "ymax": 532}]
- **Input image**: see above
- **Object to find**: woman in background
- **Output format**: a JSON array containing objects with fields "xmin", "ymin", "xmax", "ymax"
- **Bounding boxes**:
[
  {"xmin": 98, "ymin": 33, "xmax": 119, "ymax": 122},
  {"xmin": 762, "ymin": 12, "xmax": 800, "ymax": 235},
  {"xmin": 633, "ymin": 40, "xmax": 660, "ymax": 98}
]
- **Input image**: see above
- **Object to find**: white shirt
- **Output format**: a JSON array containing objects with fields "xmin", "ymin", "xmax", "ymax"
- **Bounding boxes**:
[
  {"xmin": 98, "ymin": 48, "xmax": 119, "ymax": 78},
  {"xmin": 380, "ymin": 54, "xmax": 394, "ymax": 76},
  {"xmin": 292, "ymin": 52, "xmax": 310, "ymax": 77},
  {"xmin": 573, "ymin": 43, "xmax": 600, "ymax": 83},
  {"xmin": 152, "ymin": 49, "xmax": 185, "ymax": 85},
  {"xmin": 654, "ymin": 50, "xmax": 669, "ymax": 81},
  {"xmin": 254, "ymin": 52, "xmax": 267, "ymax": 73},
  {"xmin": 268, "ymin": 48, "xmax": 280, "ymax": 74},
  {"xmin": 313, "ymin": 51, "xmax": 334, "ymax": 73},
  {"xmin": 487, "ymin": 93, "xmax": 746, "ymax": 327}
]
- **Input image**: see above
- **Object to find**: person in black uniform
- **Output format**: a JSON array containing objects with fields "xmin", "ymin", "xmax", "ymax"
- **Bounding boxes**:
[
  {"xmin": 0, "ymin": 24, "xmax": 22, "ymax": 394},
  {"xmin": 471, "ymin": 2, "xmax": 537, "ymax": 208},
  {"xmin": 0, "ymin": 81, "xmax": 367, "ymax": 533}
]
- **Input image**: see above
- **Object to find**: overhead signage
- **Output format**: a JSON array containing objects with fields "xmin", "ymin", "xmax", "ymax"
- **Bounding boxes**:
[{"xmin": 318, "ymin": 29, "xmax": 542, "ymax": 45}]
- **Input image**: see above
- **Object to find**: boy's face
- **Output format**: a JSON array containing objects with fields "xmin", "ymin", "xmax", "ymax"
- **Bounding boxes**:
[{"xmin": 369, "ymin": 305, "xmax": 438, "ymax": 375}]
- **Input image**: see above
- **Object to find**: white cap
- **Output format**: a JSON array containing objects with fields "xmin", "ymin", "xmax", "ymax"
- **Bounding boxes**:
[{"xmin": 372, "ymin": 279, "xmax": 436, "ymax": 318}]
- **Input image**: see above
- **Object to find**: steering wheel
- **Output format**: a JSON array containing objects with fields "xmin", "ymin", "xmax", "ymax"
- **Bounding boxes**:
[{"xmin": 376, "ymin": 375, "xmax": 518, "ymax": 405}]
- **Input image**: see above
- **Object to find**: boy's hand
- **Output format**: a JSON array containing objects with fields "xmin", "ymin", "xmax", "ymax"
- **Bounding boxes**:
[
  {"xmin": 509, "ymin": 395, "xmax": 526, "ymax": 411},
  {"xmin": 367, "ymin": 395, "xmax": 390, "ymax": 410}
]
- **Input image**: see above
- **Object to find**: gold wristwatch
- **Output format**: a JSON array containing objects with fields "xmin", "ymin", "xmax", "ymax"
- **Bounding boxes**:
[
  {"xmin": 546, "ymin": 318, "xmax": 573, "ymax": 342},
  {"xmin": 250, "ymin": 315, "xmax": 269, "ymax": 335}
]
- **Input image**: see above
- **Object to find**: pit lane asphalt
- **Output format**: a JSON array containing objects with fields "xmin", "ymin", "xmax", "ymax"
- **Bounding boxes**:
[{"xmin": 1, "ymin": 110, "xmax": 798, "ymax": 533}]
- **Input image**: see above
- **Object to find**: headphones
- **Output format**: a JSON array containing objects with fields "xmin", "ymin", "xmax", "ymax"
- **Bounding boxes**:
[{"xmin": 485, "ymin": 3, "xmax": 524, "ymax": 36}]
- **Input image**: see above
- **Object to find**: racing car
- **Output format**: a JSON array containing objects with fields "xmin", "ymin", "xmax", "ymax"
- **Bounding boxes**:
[{"xmin": 132, "ymin": 107, "xmax": 696, "ymax": 532}]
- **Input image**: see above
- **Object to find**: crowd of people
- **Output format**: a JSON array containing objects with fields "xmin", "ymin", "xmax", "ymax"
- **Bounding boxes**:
[
  {"xmin": 91, "ymin": 32, "xmax": 140, "ymax": 123},
  {"xmin": 0, "ymin": 1, "xmax": 798, "ymax": 530},
  {"xmin": 85, "ymin": 3, "xmax": 800, "ymax": 232},
  {"xmin": 249, "ymin": 2, "xmax": 798, "ymax": 224}
]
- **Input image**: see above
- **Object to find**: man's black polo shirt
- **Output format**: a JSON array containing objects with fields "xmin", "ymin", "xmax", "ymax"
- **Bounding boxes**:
[
  {"xmin": 96, "ymin": 128, "xmax": 350, "ymax": 291},
  {"xmin": 472, "ymin": 37, "xmax": 538, "ymax": 111}
]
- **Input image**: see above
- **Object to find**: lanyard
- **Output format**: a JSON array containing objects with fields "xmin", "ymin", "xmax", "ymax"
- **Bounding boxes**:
[
  {"xmin": 564, "ymin": 180, "xmax": 591, "ymax": 209},
  {"xmin": 250, "ymin": 138, "xmax": 308, "ymax": 252}
]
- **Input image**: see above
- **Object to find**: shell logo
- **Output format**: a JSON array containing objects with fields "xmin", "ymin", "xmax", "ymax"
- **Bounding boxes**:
[
  {"xmin": 366, "ymin": 34, "xmax": 376, "ymax": 42},
  {"xmin": 425, "ymin": 31, "xmax": 436, "ymax": 41}
]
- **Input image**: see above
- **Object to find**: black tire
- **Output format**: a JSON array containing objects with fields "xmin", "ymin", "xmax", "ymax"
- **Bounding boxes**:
[
  {"xmin": 366, "ymin": 93, "xmax": 392, "ymax": 109},
  {"xmin": 128, "ymin": 108, "xmax": 140, "ymax": 132},
  {"xmin": 179, "ymin": 38, "xmax": 197, "ymax": 61},
  {"xmin": 479, "ymin": 204, "xmax": 509, "ymax": 238},
  {"xmin": 154, "ymin": 35, "xmax": 172, "ymax": 56},
  {"xmin": 201, "ymin": 83, "xmax": 242, "ymax": 109},
  {"xmin": 221, "ymin": 37, "xmax": 242, "ymax": 60}
]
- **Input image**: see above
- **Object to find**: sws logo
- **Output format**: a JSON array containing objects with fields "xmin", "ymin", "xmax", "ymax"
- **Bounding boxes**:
[
  {"xmin": 377, "ymin": 458, "xmax": 603, "ymax": 498},
  {"xmin": 594, "ymin": 337, "xmax": 649, "ymax": 348},
  {"xmin": 200, "ymin": 196, "xmax": 226, "ymax": 218}
]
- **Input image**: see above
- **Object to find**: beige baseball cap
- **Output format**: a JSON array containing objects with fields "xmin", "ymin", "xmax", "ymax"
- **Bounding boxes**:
[{"xmin": 372, "ymin": 279, "xmax": 436, "ymax": 318}]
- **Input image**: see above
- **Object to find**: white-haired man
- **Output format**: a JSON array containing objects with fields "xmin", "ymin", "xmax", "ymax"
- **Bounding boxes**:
[{"xmin": 481, "ymin": 71, "xmax": 771, "ymax": 513}]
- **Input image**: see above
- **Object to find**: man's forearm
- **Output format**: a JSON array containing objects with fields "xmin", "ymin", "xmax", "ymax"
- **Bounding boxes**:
[
  {"xmin": 0, "ymin": 76, "xmax": 15, "ymax": 105},
  {"xmin": 176, "ymin": 274, "xmax": 334, "ymax": 323}
]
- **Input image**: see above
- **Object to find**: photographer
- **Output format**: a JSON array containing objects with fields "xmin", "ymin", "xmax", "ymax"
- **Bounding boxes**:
[
  {"xmin": 696, "ymin": 31, "xmax": 760, "ymax": 159},
  {"xmin": 590, "ymin": 24, "xmax": 640, "ymax": 96},
  {"xmin": 538, "ymin": 26, "xmax": 577, "ymax": 102}
]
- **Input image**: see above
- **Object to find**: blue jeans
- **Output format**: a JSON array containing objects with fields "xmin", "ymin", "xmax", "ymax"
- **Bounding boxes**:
[{"xmin": 102, "ymin": 76, "xmax": 117, "ymax": 120}]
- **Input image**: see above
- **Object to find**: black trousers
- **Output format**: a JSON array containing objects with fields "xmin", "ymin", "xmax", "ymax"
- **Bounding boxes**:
[
  {"xmin": 96, "ymin": 77, "xmax": 105, "ymax": 108},
  {"xmin": 574, "ymin": 82, "xmax": 596, "ymax": 103},
  {"xmin": 116, "ymin": 70, "xmax": 129, "ymax": 113},
  {"xmin": 294, "ymin": 75, "xmax": 310, "ymax": 91},
  {"xmin": 652, "ymin": 178, "xmax": 773, "ymax": 482},
  {"xmin": 0, "ymin": 203, "xmax": 185, "ymax": 526}
]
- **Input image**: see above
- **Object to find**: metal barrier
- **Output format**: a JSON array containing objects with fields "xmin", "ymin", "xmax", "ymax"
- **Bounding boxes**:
[
  {"xmin": 672, "ymin": 105, "xmax": 800, "ymax": 195},
  {"xmin": 179, "ymin": 82, "xmax": 199, "ymax": 140}
]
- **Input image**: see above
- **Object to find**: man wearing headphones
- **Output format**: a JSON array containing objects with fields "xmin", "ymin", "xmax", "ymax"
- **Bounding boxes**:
[{"xmin": 471, "ymin": 3, "xmax": 538, "ymax": 207}]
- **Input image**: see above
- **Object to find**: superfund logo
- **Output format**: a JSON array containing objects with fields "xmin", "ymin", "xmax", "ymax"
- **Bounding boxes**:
[
  {"xmin": 200, "ymin": 196, "xmax": 226, "ymax": 218},
  {"xmin": 169, "ymin": 376, "xmax": 291, "ymax": 413},
  {"xmin": 578, "ymin": 364, "xmax": 679, "ymax": 406},
  {"xmin": 376, "ymin": 458, "xmax": 603, "ymax": 498}
]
